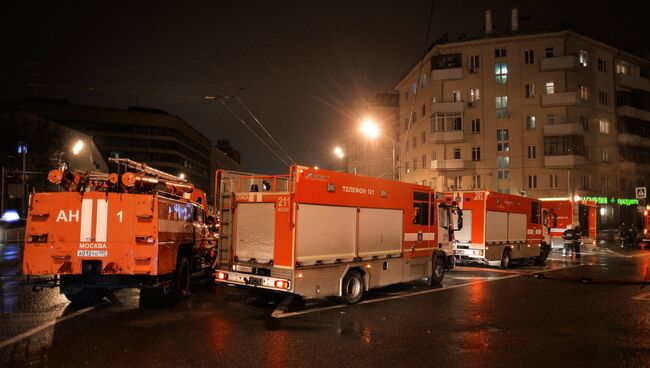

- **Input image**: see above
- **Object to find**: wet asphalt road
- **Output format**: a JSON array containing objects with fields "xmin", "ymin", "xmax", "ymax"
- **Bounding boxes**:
[{"xmin": 2, "ymin": 241, "xmax": 650, "ymax": 368}]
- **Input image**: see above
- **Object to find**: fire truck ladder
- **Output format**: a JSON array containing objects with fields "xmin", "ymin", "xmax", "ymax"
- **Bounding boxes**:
[
  {"xmin": 108, "ymin": 157, "xmax": 187, "ymax": 183},
  {"xmin": 215, "ymin": 170, "xmax": 254, "ymax": 269}
]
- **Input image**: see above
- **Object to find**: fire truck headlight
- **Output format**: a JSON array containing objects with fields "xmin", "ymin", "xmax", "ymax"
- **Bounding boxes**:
[
  {"xmin": 216, "ymin": 272, "xmax": 228, "ymax": 281},
  {"xmin": 274, "ymin": 280, "xmax": 290, "ymax": 289},
  {"xmin": 644, "ymin": 228, "xmax": 648, "ymax": 235}
]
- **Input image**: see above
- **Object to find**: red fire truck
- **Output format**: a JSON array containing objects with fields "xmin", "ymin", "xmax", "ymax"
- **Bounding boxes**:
[
  {"xmin": 212, "ymin": 166, "xmax": 460, "ymax": 304},
  {"xmin": 539, "ymin": 198, "xmax": 597, "ymax": 250},
  {"xmin": 23, "ymin": 158, "xmax": 216, "ymax": 306},
  {"xmin": 444, "ymin": 191, "xmax": 549, "ymax": 268}
]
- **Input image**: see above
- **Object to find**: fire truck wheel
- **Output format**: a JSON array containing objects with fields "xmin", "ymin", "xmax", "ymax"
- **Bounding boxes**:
[
  {"xmin": 500, "ymin": 248, "xmax": 512, "ymax": 269},
  {"xmin": 430, "ymin": 257, "xmax": 445, "ymax": 285},
  {"xmin": 341, "ymin": 270, "xmax": 364, "ymax": 304},
  {"xmin": 173, "ymin": 256, "xmax": 192, "ymax": 299},
  {"xmin": 535, "ymin": 244, "xmax": 550, "ymax": 265},
  {"xmin": 64, "ymin": 288, "xmax": 108, "ymax": 305}
]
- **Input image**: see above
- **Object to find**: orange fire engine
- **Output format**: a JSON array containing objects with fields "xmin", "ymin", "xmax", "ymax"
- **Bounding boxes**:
[
  {"xmin": 23, "ymin": 158, "xmax": 216, "ymax": 306},
  {"xmin": 444, "ymin": 191, "xmax": 549, "ymax": 268},
  {"xmin": 213, "ymin": 166, "xmax": 461, "ymax": 304},
  {"xmin": 539, "ymin": 198, "xmax": 597, "ymax": 249}
]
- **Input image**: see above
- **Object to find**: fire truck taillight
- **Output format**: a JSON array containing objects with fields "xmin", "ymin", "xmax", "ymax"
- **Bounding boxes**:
[
  {"xmin": 274, "ymin": 280, "xmax": 289, "ymax": 289},
  {"xmin": 30, "ymin": 234, "xmax": 48, "ymax": 243},
  {"xmin": 216, "ymin": 272, "xmax": 228, "ymax": 281}
]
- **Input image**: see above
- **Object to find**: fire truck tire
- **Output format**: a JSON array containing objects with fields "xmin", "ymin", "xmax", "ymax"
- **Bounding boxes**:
[
  {"xmin": 500, "ymin": 248, "xmax": 512, "ymax": 269},
  {"xmin": 173, "ymin": 256, "xmax": 192, "ymax": 299},
  {"xmin": 430, "ymin": 256, "xmax": 445, "ymax": 285},
  {"xmin": 535, "ymin": 244, "xmax": 550, "ymax": 265},
  {"xmin": 64, "ymin": 288, "xmax": 108, "ymax": 305},
  {"xmin": 341, "ymin": 270, "xmax": 364, "ymax": 304}
]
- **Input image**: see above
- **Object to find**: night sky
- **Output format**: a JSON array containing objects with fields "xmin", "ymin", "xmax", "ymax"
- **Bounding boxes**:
[{"xmin": 1, "ymin": 1, "xmax": 648, "ymax": 173}]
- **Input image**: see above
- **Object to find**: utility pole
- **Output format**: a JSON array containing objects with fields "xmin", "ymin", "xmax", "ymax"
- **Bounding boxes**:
[
  {"xmin": 18, "ymin": 142, "xmax": 27, "ymax": 218},
  {"xmin": 1, "ymin": 166, "xmax": 5, "ymax": 215}
]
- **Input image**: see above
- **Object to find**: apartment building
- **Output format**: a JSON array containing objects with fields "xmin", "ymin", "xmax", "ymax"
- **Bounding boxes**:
[{"xmin": 394, "ymin": 10, "xmax": 650, "ymax": 223}]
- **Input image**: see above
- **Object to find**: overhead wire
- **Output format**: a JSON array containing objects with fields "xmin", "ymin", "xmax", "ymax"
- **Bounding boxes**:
[{"xmin": 399, "ymin": 0, "xmax": 437, "ymax": 172}]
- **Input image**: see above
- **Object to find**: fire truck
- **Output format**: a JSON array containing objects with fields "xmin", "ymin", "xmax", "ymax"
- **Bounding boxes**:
[
  {"xmin": 539, "ymin": 198, "xmax": 597, "ymax": 250},
  {"xmin": 212, "ymin": 166, "xmax": 461, "ymax": 304},
  {"xmin": 23, "ymin": 158, "xmax": 216, "ymax": 306},
  {"xmin": 444, "ymin": 191, "xmax": 549, "ymax": 268}
]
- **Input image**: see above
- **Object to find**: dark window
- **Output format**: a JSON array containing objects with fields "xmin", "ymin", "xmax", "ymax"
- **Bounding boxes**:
[
  {"xmin": 495, "ymin": 48, "xmax": 507, "ymax": 58},
  {"xmin": 543, "ymin": 135, "xmax": 585, "ymax": 156},
  {"xmin": 413, "ymin": 191, "xmax": 429, "ymax": 201},
  {"xmin": 431, "ymin": 54, "xmax": 462, "ymax": 70},
  {"xmin": 413, "ymin": 202, "xmax": 429, "ymax": 225}
]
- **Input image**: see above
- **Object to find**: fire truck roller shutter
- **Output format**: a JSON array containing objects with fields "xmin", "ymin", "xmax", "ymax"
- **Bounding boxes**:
[
  {"xmin": 486, "ymin": 211, "xmax": 508, "ymax": 242},
  {"xmin": 507, "ymin": 213, "xmax": 527, "ymax": 243},
  {"xmin": 235, "ymin": 203, "xmax": 276, "ymax": 264},
  {"xmin": 358, "ymin": 208, "xmax": 402, "ymax": 258},
  {"xmin": 296, "ymin": 204, "xmax": 356, "ymax": 264}
]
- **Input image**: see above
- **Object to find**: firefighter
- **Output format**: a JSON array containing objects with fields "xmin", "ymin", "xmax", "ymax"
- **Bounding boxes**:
[
  {"xmin": 619, "ymin": 222, "xmax": 627, "ymax": 248},
  {"xmin": 573, "ymin": 225, "xmax": 582, "ymax": 258},
  {"xmin": 562, "ymin": 225, "xmax": 575, "ymax": 257}
]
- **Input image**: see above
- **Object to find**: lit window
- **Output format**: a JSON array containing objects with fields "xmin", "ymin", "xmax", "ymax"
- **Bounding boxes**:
[
  {"xmin": 579, "ymin": 85, "xmax": 589, "ymax": 100},
  {"xmin": 497, "ymin": 129, "xmax": 509, "ymax": 152},
  {"xmin": 599, "ymin": 119, "xmax": 610, "ymax": 134},
  {"xmin": 452, "ymin": 90, "xmax": 462, "ymax": 102},
  {"xmin": 578, "ymin": 50, "xmax": 588, "ymax": 67},
  {"xmin": 412, "ymin": 82, "xmax": 417, "ymax": 94},
  {"xmin": 495, "ymin": 63, "xmax": 508, "ymax": 84},
  {"xmin": 469, "ymin": 88, "xmax": 480, "ymax": 102},
  {"xmin": 601, "ymin": 148, "xmax": 609, "ymax": 162},
  {"xmin": 616, "ymin": 62, "xmax": 628, "ymax": 74},
  {"xmin": 545, "ymin": 82, "xmax": 555, "ymax": 94},
  {"xmin": 526, "ymin": 115, "xmax": 536, "ymax": 129},
  {"xmin": 471, "ymin": 119, "xmax": 481, "ymax": 133}
]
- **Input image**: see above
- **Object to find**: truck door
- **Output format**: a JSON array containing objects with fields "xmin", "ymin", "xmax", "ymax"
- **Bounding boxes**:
[{"xmin": 411, "ymin": 191, "xmax": 431, "ymax": 252}]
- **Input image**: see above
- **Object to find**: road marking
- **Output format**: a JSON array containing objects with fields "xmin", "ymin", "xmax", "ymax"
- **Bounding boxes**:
[
  {"xmin": 453, "ymin": 266, "xmax": 518, "ymax": 274},
  {"xmin": 0, "ymin": 304, "xmax": 103, "ymax": 349},
  {"xmin": 271, "ymin": 274, "xmax": 521, "ymax": 319}
]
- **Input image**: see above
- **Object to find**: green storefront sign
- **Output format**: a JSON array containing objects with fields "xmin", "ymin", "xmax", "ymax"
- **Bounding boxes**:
[{"xmin": 580, "ymin": 196, "xmax": 639, "ymax": 207}]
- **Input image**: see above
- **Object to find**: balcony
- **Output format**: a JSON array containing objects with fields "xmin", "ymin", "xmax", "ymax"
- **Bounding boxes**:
[
  {"xmin": 541, "ymin": 91, "xmax": 578, "ymax": 106},
  {"xmin": 616, "ymin": 73, "xmax": 650, "ymax": 93},
  {"xmin": 617, "ymin": 133, "xmax": 650, "ymax": 146},
  {"xmin": 431, "ymin": 159, "xmax": 465, "ymax": 171},
  {"xmin": 617, "ymin": 105, "xmax": 650, "ymax": 122},
  {"xmin": 432, "ymin": 67, "xmax": 462, "ymax": 80},
  {"xmin": 544, "ymin": 155, "xmax": 585, "ymax": 167},
  {"xmin": 540, "ymin": 55, "xmax": 576, "ymax": 71},
  {"xmin": 430, "ymin": 101, "xmax": 464, "ymax": 113},
  {"xmin": 431, "ymin": 130, "xmax": 464, "ymax": 143},
  {"xmin": 543, "ymin": 123, "xmax": 584, "ymax": 136}
]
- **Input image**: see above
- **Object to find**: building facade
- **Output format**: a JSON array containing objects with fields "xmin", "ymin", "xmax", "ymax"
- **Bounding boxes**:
[
  {"xmin": 2, "ymin": 98, "xmax": 243, "ymax": 194},
  {"xmin": 394, "ymin": 11, "xmax": 650, "ymax": 226}
]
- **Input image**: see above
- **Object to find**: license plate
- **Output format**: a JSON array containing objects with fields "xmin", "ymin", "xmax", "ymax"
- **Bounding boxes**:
[
  {"xmin": 235, "ymin": 265, "xmax": 253, "ymax": 273},
  {"xmin": 246, "ymin": 277, "xmax": 262, "ymax": 286},
  {"xmin": 77, "ymin": 250, "xmax": 108, "ymax": 258},
  {"xmin": 454, "ymin": 250, "xmax": 464, "ymax": 255}
]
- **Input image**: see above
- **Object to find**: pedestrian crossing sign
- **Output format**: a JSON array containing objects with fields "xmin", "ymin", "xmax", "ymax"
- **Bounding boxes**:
[{"xmin": 636, "ymin": 187, "xmax": 646, "ymax": 199}]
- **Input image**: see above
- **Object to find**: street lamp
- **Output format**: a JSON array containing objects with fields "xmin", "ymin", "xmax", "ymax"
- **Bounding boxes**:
[
  {"xmin": 359, "ymin": 118, "xmax": 398, "ymax": 181},
  {"xmin": 72, "ymin": 140, "xmax": 84, "ymax": 155},
  {"xmin": 333, "ymin": 146, "xmax": 345, "ymax": 159},
  {"xmin": 179, "ymin": 173, "xmax": 186, "ymax": 180}
]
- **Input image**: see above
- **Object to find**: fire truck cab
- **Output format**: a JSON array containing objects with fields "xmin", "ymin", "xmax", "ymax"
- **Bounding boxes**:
[
  {"xmin": 445, "ymin": 191, "xmax": 549, "ymax": 268},
  {"xmin": 213, "ymin": 166, "xmax": 460, "ymax": 304}
]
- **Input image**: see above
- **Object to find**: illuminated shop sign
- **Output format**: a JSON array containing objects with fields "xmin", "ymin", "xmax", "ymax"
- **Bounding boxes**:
[{"xmin": 579, "ymin": 196, "xmax": 639, "ymax": 206}]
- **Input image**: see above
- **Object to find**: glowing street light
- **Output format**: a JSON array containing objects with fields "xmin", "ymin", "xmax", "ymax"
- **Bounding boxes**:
[
  {"xmin": 179, "ymin": 173, "xmax": 186, "ymax": 180},
  {"xmin": 360, "ymin": 118, "xmax": 380, "ymax": 139},
  {"xmin": 333, "ymin": 146, "xmax": 345, "ymax": 159},
  {"xmin": 359, "ymin": 117, "xmax": 398, "ymax": 180},
  {"xmin": 72, "ymin": 140, "xmax": 84, "ymax": 155}
]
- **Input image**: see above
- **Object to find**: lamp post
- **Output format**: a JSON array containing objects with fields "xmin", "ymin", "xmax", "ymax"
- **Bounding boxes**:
[
  {"xmin": 359, "ymin": 118, "xmax": 398, "ymax": 181},
  {"xmin": 17, "ymin": 143, "xmax": 27, "ymax": 217}
]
